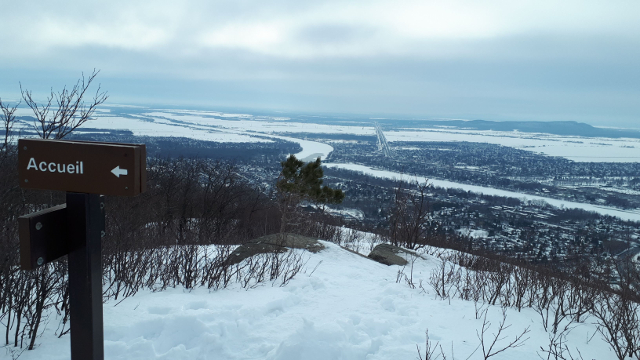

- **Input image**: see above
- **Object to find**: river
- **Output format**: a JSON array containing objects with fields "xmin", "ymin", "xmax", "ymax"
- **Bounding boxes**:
[{"xmin": 324, "ymin": 163, "xmax": 640, "ymax": 222}]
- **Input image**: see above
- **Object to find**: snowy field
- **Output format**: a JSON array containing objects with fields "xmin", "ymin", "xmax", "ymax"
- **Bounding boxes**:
[
  {"xmin": 13, "ymin": 241, "xmax": 614, "ymax": 360},
  {"xmin": 140, "ymin": 111, "xmax": 374, "ymax": 137},
  {"xmin": 13, "ymin": 107, "xmax": 640, "ymax": 162},
  {"xmin": 86, "ymin": 116, "xmax": 272, "ymax": 144},
  {"xmin": 387, "ymin": 128, "xmax": 640, "ymax": 162},
  {"xmin": 133, "ymin": 109, "xmax": 640, "ymax": 162},
  {"xmin": 324, "ymin": 163, "xmax": 640, "ymax": 222},
  {"xmin": 135, "ymin": 109, "xmax": 640, "ymax": 162}
]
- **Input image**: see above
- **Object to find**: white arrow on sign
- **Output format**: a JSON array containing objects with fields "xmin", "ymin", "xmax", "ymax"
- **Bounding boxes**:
[{"xmin": 111, "ymin": 166, "xmax": 128, "ymax": 178}]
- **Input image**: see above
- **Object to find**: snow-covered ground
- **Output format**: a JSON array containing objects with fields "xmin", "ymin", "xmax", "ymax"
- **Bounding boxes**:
[
  {"xmin": 126, "ymin": 110, "xmax": 640, "ymax": 162},
  {"xmin": 14, "ymin": 241, "xmax": 613, "ymax": 360},
  {"xmin": 14, "ymin": 107, "xmax": 640, "ymax": 162},
  {"xmin": 131, "ymin": 112, "xmax": 338, "ymax": 161},
  {"xmin": 85, "ymin": 116, "xmax": 271, "ymax": 143},
  {"xmin": 131, "ymin": 110, "xmax": 640, "ymax": 162},
  {"xmin": 387, "ymin": 128, "xmax": 640, "ymax": 162},
  {"xmin": 90, "ymin": 114, "xmax": 335, "ymax": 161},
  {"xmin": 140, "ymin": 111, "xmax": 374, "ymax": 137},
  {"xmin": 324, "ymin": 163, "xmax": 640, "ymax": 222},
  {"xmin": 457, "ymin": 227, "xmax": 490, "ymax": 239}
]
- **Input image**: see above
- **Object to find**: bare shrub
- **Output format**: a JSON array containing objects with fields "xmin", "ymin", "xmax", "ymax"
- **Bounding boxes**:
[
  {"xmin": 428, "ymin": 260, "xmax": 460, "ymax": 300},
  {"xmin": 0, "ymin": 153, "xmax": 300, "ymax": 356},
  {"xmin": 417, "ymin": 330, "xmax": 447, "ymax": 360},
  {"xmin": 473, "ymin": 308, "xmax": 530, "ymax": 360},
  {"xmin": 420, "ymin": 309, "xmax": 530, "ymax": 360},
  {"xmin": 387, "ymin": 179, "xmax": 438, "ymax": 250},
  {"xmin": 513, "ymin": 266, "xmax": 535, "ymax": 312},
  {"xmin": 538, "ymin": 324, "xmax": 585, "ymax": 360},
  {"xmin": 591, "ymin": 291, "xmax": 640, "ymax": 359}
]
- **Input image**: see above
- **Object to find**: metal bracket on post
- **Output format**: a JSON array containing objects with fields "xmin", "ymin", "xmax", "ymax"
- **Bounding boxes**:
[
  {"xmin": 18, "ymin": 199, "xmax": 106, "ymax": 271},
  {"xmin": 19, "ymin": 204, "xmax": 68, "ymax": 270}
]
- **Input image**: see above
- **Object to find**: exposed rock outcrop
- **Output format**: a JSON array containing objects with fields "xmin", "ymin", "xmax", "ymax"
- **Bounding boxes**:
[
  {"xmin": 225, "ymin": 233, "xmax": 325, "ymax": 265},
  {"xmin": 368, "ymin": 244, "xmax": 423, "ymax": 266}
]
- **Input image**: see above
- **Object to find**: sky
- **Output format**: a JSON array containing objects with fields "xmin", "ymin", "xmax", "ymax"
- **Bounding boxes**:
[{"xmin": 1, "ymin": 0, "xmax": 639, "ymax": 128}]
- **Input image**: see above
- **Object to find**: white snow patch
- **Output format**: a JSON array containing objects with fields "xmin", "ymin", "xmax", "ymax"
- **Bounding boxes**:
[
  {"xmin": 386, "ymin": 128, "xmax": 640, "ymax": 162},
  {"xmin": 84, "ymin": 116, "xmax": 272, "ymax": 143},
  {"xmin": 458, "ymin": 228, "xmax": 489, "ymax": 238},
  {"xmin": 66, "ymin": 112, "xmax": 334, "ymax": 160},
  {"xmin": 14, "ymin": 242, "xmax": 615, "ymax": 360}
]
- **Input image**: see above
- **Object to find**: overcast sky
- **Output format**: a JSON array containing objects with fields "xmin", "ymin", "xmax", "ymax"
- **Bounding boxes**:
[{"xmin": 1, "ymin": 0, "xmax": 639, "ymax": 127}]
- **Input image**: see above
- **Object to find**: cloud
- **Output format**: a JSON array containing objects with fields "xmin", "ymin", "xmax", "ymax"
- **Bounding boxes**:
[
  {"xmin": 3, "ymin": 0, "xmax": 638, "ymax": 60},
  {"xmin": 0, "ymin": 0, "xmax": 638, "ymax": 126}
]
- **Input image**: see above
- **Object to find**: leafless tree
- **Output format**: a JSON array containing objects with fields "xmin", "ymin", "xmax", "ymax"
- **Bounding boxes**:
[
  {"xmin": 388, "ymin": 179, "xmax": 435, "ymax": 249},
  {"xmin": 20, "ymin": 69, "xmax": 108, "ymax": 140},
  {"xmin": 0, "ymin": 97, "xmax": 19, "ymax": 153}
]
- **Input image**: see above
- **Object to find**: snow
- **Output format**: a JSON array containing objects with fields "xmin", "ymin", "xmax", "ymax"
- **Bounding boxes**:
[
  {"xmin": 458, "ymin": 228, "xmax": 489, "ymax": 239},
  {"xmin": 14, "ymin": 241, "xmax": 614, "ymax": 360},
  {"xmin": 87, "ymin": 116, "xmax": 273, "ymax": 143},
  {"xmin": 334, "ymin": 227, "xmax": 385, "ymax": 255},
  {"xmin": 11, "ymin": 106, "xmax": 640, "ymax": 163},
  {"xmin": 277, "ymin": 136, "xmax": 333, "ymax": 162},
  {"xmin": 138, "ymin": 111, "xmax": 640, "ymax": 162},
  {"xmin": 324, "ymin": 163, "xmax": 640, "ymax": 222},
  {"xmin": 15, "ymin": 107, "xmax": 638, "ymax": 163},
  {"xmin": 387, "ymin": 128, "xmax": 640, "ymax": 162},
  {"xmin": 133, "ymin": 112, "xmax": 337, "ymax": 160},
  {"xmin": 66, "ymin": 114, "xmax": 335, "ymax": 161},
  {"xmin": 140, "ymin": 111, "xmax": 375, "ymax": 136},
  {"xmin": 323, "ymin": 207, "xmax": 365, "ymax": 220}
]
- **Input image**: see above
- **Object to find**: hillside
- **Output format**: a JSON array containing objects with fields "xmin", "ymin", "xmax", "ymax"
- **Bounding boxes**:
[{"xmin": 13, "ymin": 240, "xmax": 615, "ymax": 360}]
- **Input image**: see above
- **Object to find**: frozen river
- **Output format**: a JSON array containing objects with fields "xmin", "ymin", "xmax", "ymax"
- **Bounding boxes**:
[{"xmin": 324, "ymin": 163, "xmax": 640, "ymax": 222}]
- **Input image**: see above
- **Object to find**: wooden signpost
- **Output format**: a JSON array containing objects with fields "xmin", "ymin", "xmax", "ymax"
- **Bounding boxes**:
[{"xmin": 18, "ymin": 138, "xmax": 147, "ymax": 360}]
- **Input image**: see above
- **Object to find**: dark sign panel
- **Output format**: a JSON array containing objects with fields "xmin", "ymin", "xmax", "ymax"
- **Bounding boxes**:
[
  {"xmin": 19, "ymin": 196, "xmax": 106, "ymax": 271},
  {"xmin": 19, "ymin": 204, "xmax": 68, "ymax": 270},
  {"xmin": 18, "ymin": 139, "xmax": 146, "ymax": 196}
]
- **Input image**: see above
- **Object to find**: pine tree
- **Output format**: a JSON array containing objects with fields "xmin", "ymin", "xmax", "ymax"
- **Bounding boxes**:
[{"xmin": 276, "ymin": 155, "xmax": 344, "ymax": 234}]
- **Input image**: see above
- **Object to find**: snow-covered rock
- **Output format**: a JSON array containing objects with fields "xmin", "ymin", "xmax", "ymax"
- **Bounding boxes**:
[
  {"xmin": 367, "ymin": 243, "xmax": 422, "ymax": 266},
  {"xmin": 225, "ymin": 233, "xmax": 325, "ymax": 265}
]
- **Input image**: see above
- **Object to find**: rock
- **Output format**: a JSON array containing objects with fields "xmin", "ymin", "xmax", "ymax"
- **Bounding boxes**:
[
  {"xmin": 368, "ymin": 244, "xmax": 422, "ymax": 266},
  {"xmin": 225, "ymin": 233, "xmax": 325, "ymax": 265}
]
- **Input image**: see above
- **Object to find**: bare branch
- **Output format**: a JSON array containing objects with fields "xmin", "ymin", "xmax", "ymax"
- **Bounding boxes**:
[
  {"xmin": 417, "ymin": 330, "xmax": 447, "ymax": 360},
  {"xmin": 20, "ymin": 69, "xmax": 108, "ymax": 139},
  {"xmin": 477, "ymin": 308, "xmax": 531, "ymax": 359},
  {"xmin": 0, "ymin": 97, "xmax": 20, "ymax": 153}
]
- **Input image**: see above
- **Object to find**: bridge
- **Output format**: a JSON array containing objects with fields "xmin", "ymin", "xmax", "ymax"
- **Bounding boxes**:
[{"xmin": 374, "ymin": 122, "xmax": 393, "ymax": 158}]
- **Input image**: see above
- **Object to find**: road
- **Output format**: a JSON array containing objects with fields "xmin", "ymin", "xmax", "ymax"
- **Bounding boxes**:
[{"xmin": 374, "ymin": 122, "xmax": 393, "ymax": 158}]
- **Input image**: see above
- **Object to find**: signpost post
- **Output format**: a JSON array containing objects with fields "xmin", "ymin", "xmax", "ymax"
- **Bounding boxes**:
[{"xmin": 18, "ymin": 138, "xmax": 146, "ymax": 360}]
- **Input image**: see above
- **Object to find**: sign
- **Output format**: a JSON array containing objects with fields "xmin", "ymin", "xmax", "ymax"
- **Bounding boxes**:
[
  {"xmin": 17, "ymin": 138, "xmax": 147, "ymax": 360},
  {"xmin": 19, "ymin": 139, "xmax": 146, "ymax": 196}
]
